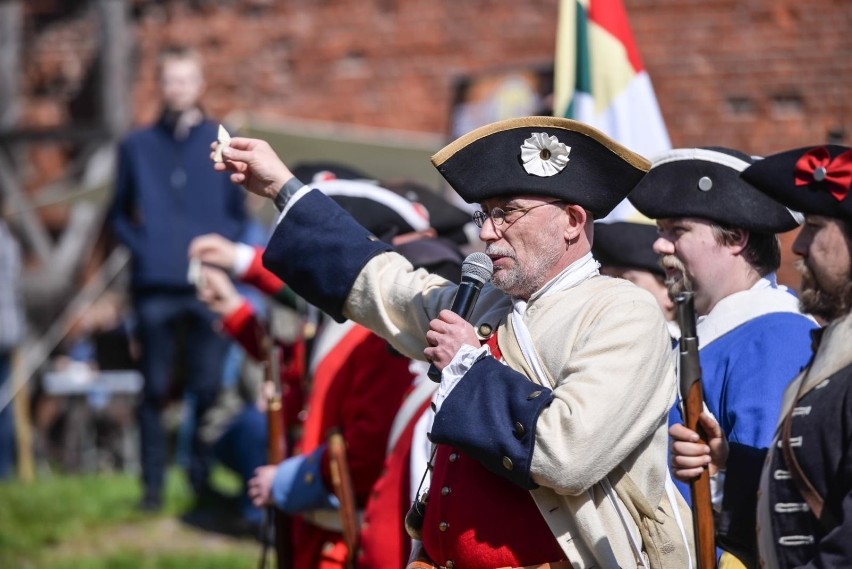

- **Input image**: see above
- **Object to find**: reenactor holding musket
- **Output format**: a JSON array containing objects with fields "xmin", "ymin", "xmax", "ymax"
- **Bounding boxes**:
[
  {"xmin": 672, "ymin": 145, "xmax": 852, "ymax": 568},
  {"xmin": 629, "ymin": 147, "xmax": 820, "ymax": 566}
]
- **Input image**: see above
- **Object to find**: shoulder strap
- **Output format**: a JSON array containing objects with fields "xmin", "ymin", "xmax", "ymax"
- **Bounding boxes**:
[{"xmin": 780, "ymin": 387, "xmax": 839, "ymax": 532}]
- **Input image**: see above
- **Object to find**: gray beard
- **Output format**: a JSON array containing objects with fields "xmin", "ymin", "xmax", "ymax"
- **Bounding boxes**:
[{"xmin": 487, "ymin": 245, "xmax": 562, "ymax": 299}]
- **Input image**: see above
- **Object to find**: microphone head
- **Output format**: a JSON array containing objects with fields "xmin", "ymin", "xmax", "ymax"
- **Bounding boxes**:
[{"xmin": 461, "ymin": 252, "xmax": 493, "ymax": 285}]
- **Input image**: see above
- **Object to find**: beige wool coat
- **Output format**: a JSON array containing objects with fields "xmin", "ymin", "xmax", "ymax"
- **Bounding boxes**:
[{"xmin": 345, "ymin": 251, "xmax": 693, "ymax": 568}]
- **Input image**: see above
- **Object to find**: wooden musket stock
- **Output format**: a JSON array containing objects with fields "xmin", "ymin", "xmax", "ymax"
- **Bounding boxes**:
[
  {"xmin": 264, "ymin": 343, "xmax": 293, "ymax": 569},
  {"xmin": 676, "ymin": 292, "xmax": 716, "ymax": 568},
  {"xmin": 328, "ymin": 430, "xmax": 359, "ymax": 569}
]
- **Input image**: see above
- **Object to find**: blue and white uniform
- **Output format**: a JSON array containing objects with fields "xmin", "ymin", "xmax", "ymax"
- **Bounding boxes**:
[{"xmin": 671, "ymin": 276, "xmax": 818, "ymax": 504}]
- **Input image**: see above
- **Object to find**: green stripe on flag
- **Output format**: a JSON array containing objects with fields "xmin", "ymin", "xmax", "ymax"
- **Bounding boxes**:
[{"xmin": 565, "ymin": 1, "xmax": 590, "ymax": 118}]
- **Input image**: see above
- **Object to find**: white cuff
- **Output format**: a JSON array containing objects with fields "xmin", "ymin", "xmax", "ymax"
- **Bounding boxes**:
[
  {"xmin": 433, "ymin": 344, "xmax": 490, "ymax": 413},
  {"xmin": 232, "ymin": 242, "xmax": 256, "ymax": 278},
  {"xmin": 710, "ymin": 468, "xmax": 726, "ymax": 512}
]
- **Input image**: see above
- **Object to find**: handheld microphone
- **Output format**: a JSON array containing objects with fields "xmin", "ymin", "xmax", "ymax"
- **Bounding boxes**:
[{"xmin": 427, "ymin": 252, "xmax": 494, "ymax": 382}]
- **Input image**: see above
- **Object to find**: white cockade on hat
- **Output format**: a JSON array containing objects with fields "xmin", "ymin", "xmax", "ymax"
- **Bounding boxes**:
[{"xmin": 520, "ymin": 132, "xmax": 571, "ymax": 177}]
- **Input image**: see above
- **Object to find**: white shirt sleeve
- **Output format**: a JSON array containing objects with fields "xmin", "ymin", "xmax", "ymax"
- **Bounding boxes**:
[
  {"xmin": 433, "ymin": 343, "xmax": 491, "ymax": 412},
  {"xmin": 710, "ymin": 469, "xmax": 725, "ymax": 511},
  {"xmin": 232, "ymin": 242, "xmax": 256, "ymax": 278}
]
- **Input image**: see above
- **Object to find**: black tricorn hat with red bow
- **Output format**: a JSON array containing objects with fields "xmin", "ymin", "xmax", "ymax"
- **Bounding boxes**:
[{"xmin": 740, "ymin": 145, "xmax": 852, "ymax": 224}]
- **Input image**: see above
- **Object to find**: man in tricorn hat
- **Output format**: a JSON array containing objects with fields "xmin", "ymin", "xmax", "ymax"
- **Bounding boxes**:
[
  {"xmin": 671, "ymin": 144, "xmax": 852, "ymax": 569},
  {"xmin": 629, "ymin": 147, "xmax": 819, "ymax": 564},
  {"xmin": 213, "ymin": 117, "xmax": 692, "ymax": 568}
]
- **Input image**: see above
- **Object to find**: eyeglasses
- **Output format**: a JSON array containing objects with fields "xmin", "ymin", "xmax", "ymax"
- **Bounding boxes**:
[{"xmin": 472, "ymin": 200, "xmax": 564, "ymax": 228}]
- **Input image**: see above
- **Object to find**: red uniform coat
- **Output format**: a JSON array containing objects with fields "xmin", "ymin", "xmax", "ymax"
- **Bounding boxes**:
[
  {"xmin": 420, "ymin": 333, "xmax": 566, "ymax": 568},
  {"xmin": 220, "ymin": 300, "xmax": 304, "ymax": 432},
  {"xmin": 358, "ymin": 381, "xmax": 435, "ymax": 569},
  {"xmin": 293, "ymin": 321, "xmax": 415, "ymax": 569}
]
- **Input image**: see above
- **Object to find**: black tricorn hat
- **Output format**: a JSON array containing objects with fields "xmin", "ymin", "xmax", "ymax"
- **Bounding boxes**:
[
  {"xmin": 592, "ymin": 221, "xmax": 663, "ymax": 277},
  {"xmin": 740, "ymin": 145, "xmax": 852, "ymax": 224},
  {"xmin": 628, "ymin": 147, "xmax": 802, "ymax": 233},
  {"xmin": 291, "ymin": 161, "xmax": 374, "ymax": 184},
  {"xmin": 395, "ymin": 237, "xmax": 464, "ymax": 283},
  {"xmin": 431, "ymin": 117, "xmax": 650, "ymax": 218},
  {"xmin": 312, "ymin": 179, "xmax": 430, "ymax": 241},
  {"xmin": 381, "ymin": 179, "xmax": 472, "ymax": 244}
]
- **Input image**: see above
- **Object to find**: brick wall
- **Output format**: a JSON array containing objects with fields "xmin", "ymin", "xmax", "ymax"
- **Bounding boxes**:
[
  {"xmin": 19, "ymin": 0, "xmax": 851, "ymax": 152},
  {"xmin": 16, "ymin": 0, "xmax": 849, "ymax": 286},
  {"xmin": 632, "ymin": 0, "xmax": 851, "ymax": 154}
]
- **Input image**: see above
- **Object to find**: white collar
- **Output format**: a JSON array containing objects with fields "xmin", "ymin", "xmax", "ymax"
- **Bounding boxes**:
[
  {"xmin": 518, "ymin": 252, "xmax": 600, "ymax": 311},
  {"xmin": 696, "ymin": 274, "xmax": 814, "ymax": 348}
]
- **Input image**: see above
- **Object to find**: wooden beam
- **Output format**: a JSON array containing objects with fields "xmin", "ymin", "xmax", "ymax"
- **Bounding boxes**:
[
  {"xmin": 0, "ymin": 0, "xmax": 22, "ymax": 131},
  {"xmin": 96, "ymin": 0, "xmax": 132, "ymax": 139}
]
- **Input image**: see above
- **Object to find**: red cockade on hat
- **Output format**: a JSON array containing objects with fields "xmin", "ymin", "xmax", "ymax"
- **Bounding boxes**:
[{"xmin": 794, "ymin": 146, "xmax": 852, "ymax": 201}]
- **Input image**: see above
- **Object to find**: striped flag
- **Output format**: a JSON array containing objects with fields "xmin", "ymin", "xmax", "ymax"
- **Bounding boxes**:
[{"xmin": 554, "ymin": 0, "xmax": 670, "ymax": 222}]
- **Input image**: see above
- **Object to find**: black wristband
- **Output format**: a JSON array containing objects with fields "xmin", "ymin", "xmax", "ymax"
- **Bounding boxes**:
[{"xmin": 273, "ymin": 177, "xmax": 307, "ymax": 212}]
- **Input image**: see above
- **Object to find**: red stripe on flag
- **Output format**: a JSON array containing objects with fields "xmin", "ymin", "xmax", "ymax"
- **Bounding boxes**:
[{"xmin": 587, "ymin": 0, "xmax": 644, "ymax": 73}]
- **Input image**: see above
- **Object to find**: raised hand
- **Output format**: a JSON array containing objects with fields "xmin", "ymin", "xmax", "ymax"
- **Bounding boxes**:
[{"xmin": 211, "ymin": 137, "xmax": 295, "ymax": 200}]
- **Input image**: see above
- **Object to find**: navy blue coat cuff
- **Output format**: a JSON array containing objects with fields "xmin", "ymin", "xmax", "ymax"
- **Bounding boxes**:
[
  {"xmin": 429, "ymin": 356, "xmax": 552, "ymax": 489},
  {"xmin": 262, "ymin": 189, "xmax": 393, "ymax": 321}
]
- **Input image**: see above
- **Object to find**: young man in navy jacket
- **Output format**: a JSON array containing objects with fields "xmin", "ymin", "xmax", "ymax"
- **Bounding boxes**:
[{"xmin": 109, "ymin": 46, "xmax": 246, "ymax": 511}]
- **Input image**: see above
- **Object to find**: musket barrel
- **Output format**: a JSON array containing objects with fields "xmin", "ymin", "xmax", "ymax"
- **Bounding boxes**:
[{"xmin": 675, "ymin": 292, "xmax": 716, "ymax": 569}]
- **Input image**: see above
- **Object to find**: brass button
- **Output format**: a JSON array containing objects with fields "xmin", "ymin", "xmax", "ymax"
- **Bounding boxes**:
[
  {"xmin": 478, "ymin": 323, "xmax": 493, "ymax": 336},
  {"xmin": 449, "ymin": 452, "xmax": 458, "ymax": 462},
  {"xmin": 322, "ymin": 541, "xmax": 335, "ymax": 552},
  {"xmin": 439, "ymin": 521, "xmax": 449, "ymax": 532},
  {"xmin": 446, "ymin": 561, "xmax": 455, "ymax": 568},
  {"xmin": 514, "ymin": 421, "xmax": 525, "ymax": 437},
  {"xmin": 527, "ymin": 390, "xmax": 542, "ymax": 400},
  {"xmin": 441, "ymin": 486, "xmax": 451, "ymax": 496},
  {"xmin": 502, "ymin": 456, "xmax": 513, "ymax": 470},
  {"xmin": 304, "ymin": 472, "xmax": 314, "ymax": 484}
]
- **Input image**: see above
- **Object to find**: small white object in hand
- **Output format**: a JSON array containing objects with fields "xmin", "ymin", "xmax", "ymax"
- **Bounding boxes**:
[
  {"xmin": 187, "ymin": 257, "xmax": 205, "ymax": 289},
  {"xmin": 212, "ymin": 124, "xmax": 231, "ymax": 163}
]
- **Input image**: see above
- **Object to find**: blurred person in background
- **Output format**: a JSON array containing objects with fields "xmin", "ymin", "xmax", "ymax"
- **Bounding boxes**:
[
  {"xmin": 592, "ymin": 220, "xmax": 677, "ymax": 336},
  {"xmin": 0, "ymin": 197, "xmax": 25, "ymax": 480},
  {"xmin": 194, "ymin": 265, "xmax": 304, "ymax": 537},
  {"xmin": 108, "ymin": 45, "xmax": 246, "ymax": 510}
]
